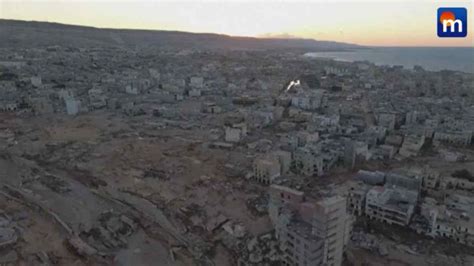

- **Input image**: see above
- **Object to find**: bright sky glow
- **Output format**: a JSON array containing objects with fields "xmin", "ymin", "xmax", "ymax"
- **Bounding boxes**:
[{"xmin": 1, "ymin": 0, "xmax": 473, "ymax": 46}]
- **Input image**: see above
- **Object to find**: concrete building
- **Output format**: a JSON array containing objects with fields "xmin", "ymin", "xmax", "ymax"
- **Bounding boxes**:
[
  {"xmin": 309, "ymin": 114, "xmax": 339, "ymax": 132},
  {"xmin": 88, "ymin": 88, "xmax": 107, "ymax": 109},
  {"xmin": 30, "ymin": 76, "xmax": 42, "ymax": 87},
  {"xmin": 190, "ymin": 76, "xmax": 204, "ymax": 88},
  {"xmin": 188, "ymin": 88, "xmax": 201, "ymax": 97},
  {"xmin": 148, "ymin": 68, "xmax": 161, "ymax": 81},
  {"xmin": 269, "ymin": 185, "xmax": 352, "ymax": 266},
  {"xmin": 420, "ymin": 167, "xmax": 440, "ymax": 190},
  {"xmin": 0, "ymin": 61, "xmax": 25, "ymax": 68},
  {"xmin": 314, "ymin": 196, "xmax": 353, "ymax": 266},
  {"xmin": 65, "ymin": 97, "xmax": 81, "ymax": 115},
  {"xmin": 124, "ymin": 78, "xmax": 152, "ymax": 95},
  {"xmin": 292, "ymin": 147, "xmax": 324, "ymax": 177},
  {"xmin": 347, "ymin": 181, "xmax": 371, "ymax": 216},
  {"xmin": 425, "ymin": 195, "xmax": 474, "ymax": 247},
  {"xmin": 439, "ymin": 149, "xmax": 466, "ymax": 162},
  {"xmin": 58, "ymin": 89, "xmax": 74, "ymax": 100},
  {"xmin": 291, "ymin": 90, "xmax": 325, "ymax": 111},
  {"xmin": 365, "ymin": 186, "xmax": 418, "ymax": 226},
  {"xmin": 377, "ymin": 113, "xmax": 396, "ymax": 130},
  {"xmin": 0, "ymin": 102, "xmax": 18, "ymax": 112},
  {"xmin": 253, "ymin": 157, "xmax": 281, "ymax": 185},
  {"xmin": 442, "ymin": 177, "xmax": 474, "ymax": 191},
  {"xmin": 405, "ymin": 111, "xmax": 419, "ymax": 125},
  {"xmin": 248, "ymin": 110, "xmax": 274, "ymax": 128},
  {"xmin": 272, "ymin": 150, "xmax": 292, "ymax": 175},
  {"xmin": 344, "ymin": 140, "xmax": 369, "ymax": 169},
  {"xmin": 202, "ymin": 102, "xmax": 222, "ymax": 114},
  {"xmin": 296, "ymin": 132, "xmax": 319, "ymax": 146},
  {"xmin": 224, "ymin": 123, "xmax": 247, "ymax": 143},
  {"xmin": 385, "ymin": 134, "xmax": 403, "ymax": 147},
  {"xmin": 385, "ymin": 173, "xmax": 422, "ymax": 193},
  {"xmin": 433, "ymin": 131, "xmax": 472, "ymax": 146},
  {"xmin": 224, "ymin": 128, "xmax": 241, "ymax": 143},
  {"xmin": 375, "ymin": 144, "xmax": 397, "ymax": 159},
  {"xmin": 125, "ymin": 82, "xmax": 140, "ymax": 95},
  {"xmin": 354, "ymin": 170, "xmax": 385, "ymax": 185},
  {"xmin": 325, "ymin": 66, "xmax": 349, "ymax": 76},
  {"xmin": 399, "ymin": 134, "xmax": 425, "ymax": 158}
]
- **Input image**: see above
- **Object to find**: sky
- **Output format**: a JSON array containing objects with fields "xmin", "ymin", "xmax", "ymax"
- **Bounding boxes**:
[{"xmin": 1, "ymin": 0, "xmax": 473, "ymax": 47}]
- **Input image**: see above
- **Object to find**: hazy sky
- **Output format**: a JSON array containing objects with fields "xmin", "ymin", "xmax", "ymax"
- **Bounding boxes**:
[{"xmin": 1, "ymin": 0, "xmax": 473, "ymax": 46}]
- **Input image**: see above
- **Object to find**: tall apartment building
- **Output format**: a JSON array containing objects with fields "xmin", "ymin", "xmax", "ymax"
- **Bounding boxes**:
[
  {"xmin": 253, "ymin": 151, "xmax": 292, "ymax": 185},
  {"xmin": 253, "ymin": 157, "xmax": 281, "ymax": 185},
  {"xmin": 347, "ymin": 181, "xmax": 371, "ymax": 216},
  {"xmin": 269, "ymin": 185, "xmax": 353, "ymax": 266},
  {"xmin": 292, "ymin": 147, "xmax": 324, "ymax": 177}
]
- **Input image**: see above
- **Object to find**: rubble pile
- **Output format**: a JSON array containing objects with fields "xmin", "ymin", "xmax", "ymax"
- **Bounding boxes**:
[
  {"xmin": 79, "ymin": 211, "xmax": 137, "ymax": 252},
  {"xmin": 0, "ymin": 214, "xmax": 18, "ymax": 248},
  {"xmin": 245, "ymin": 195, "xmax": 268, "ymax": 216},
  {"xmin": 351, "ymin": 231, "xmax": 388, "ymax": 256},
  {"xmin": 242, "ymin": 233, "xmax": 281, "ymax": 265}
]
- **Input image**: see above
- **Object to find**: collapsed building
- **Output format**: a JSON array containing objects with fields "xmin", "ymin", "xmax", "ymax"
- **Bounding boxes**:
[{"xmin": 365, "ymin": 186, "xmax": 418, "ymax": 226}]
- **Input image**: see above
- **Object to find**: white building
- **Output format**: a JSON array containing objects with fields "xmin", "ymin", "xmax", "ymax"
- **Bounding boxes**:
[
  {"xmin": 58, "ymin": 89, "xmax": 74, "ymax": 100},
  {"xmin": 148, "ymin": 68, "xmax": 161, "ymax": 81},
  {"xmin": 253, "ymin": 157, "xmax": 281, "ymax": 185},
  {"xmin": 30, "ymin": 76, "xmax": 42, "ymax": 87},
  {"xmin": 424, "ymin": 195, "xmax": 474, "ymax": 246},
  {"xmin": 224, "ymin": 123, "xmax": 247, "ymax": 143},
  {"xmin": 433, "ymin": 131, "xmax": 472, "ymax": 146},
  {"xmin": 188, "ymin": 88, "xmax": 201, "ymax": 97},
  {"xmin": 347, "ymin": 181, "xmax": 371, "ymax": 216},
  {"xmin": 65, "ymin": 98, "xmax": 81, "ymax": 115},
  {"xmin": 125, "ymin": 83, "xmax": 139, "ymax": 95},
  {"xmin": 377, "ymin": 113, "xmax": 396, "ymax": 130},
  {"xmin": 292, "ymin": 147, "xmax": 324, "ymax": 177},
  {"xmin": 190, "ymin": 76, "xmax": 204, "ymax": 88},
  {"xmin": 399, "ymin": 134, "xmax": 425, "ymax": 158},
  {"xmin": 269, "ymin": 185, "xmax": 353, "ymax": 266},
  {"xmin": 88, "ymin": 88, "xmax": 107, "ymax": 109},
  {"xmin": 365, "ymin": 186, "xmax": 417, "ymax": 226},
  {"xmin": 272, "ymin": 150, "xmax": 292, "ymax": 175},
  {"xmin": 291, "ymin": 90, "xmax": 325, "ymax": 111}
]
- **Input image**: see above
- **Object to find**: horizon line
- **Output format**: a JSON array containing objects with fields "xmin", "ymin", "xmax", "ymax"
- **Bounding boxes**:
[{"xmin": 1, "ymin": 18, "xmax": 473, "ymax": 48}]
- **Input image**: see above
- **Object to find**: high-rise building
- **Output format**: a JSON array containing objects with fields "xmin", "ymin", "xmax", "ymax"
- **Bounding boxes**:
[{"xmin": 269, "ymin": 185, "xmax": 353, "ymax": 266}]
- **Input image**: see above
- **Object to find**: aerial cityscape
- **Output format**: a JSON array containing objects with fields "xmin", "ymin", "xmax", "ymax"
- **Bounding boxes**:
[{"xmin": 0, "ymin": 1, "xmax": 473, "ymax": 266}]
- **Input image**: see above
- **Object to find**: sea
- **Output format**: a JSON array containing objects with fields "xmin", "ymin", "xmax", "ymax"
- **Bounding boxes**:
[{"xmin": 305, "ymin": 47, "xmax": 474, "ymax": 73}]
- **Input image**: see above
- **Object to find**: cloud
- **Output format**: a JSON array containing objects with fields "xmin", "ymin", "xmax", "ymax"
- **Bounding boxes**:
[{"xmin": 257, "ymin": 32, "xmax": 300, "ymax": 39}]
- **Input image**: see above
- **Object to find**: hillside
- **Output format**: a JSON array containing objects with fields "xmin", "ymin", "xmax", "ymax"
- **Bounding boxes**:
[{"xmin": 0, "ymin": 19, "xmax": 361, "ymax": 51}]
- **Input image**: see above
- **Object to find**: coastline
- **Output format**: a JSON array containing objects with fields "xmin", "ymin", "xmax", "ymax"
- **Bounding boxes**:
[{"xmin": 304, "ymin": 47, "xmax": 474, "ymax": 73}]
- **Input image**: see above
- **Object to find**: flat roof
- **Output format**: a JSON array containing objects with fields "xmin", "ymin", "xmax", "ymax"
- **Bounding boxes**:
[{"xmin": 271, "ymin": 184, "xmax": 304, "ymax": 196}]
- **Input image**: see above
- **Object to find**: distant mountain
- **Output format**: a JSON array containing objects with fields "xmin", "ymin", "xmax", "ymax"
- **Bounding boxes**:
[{"xmin": 0, "ymin": 19, "xmax": 361, "ymax": 51}]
